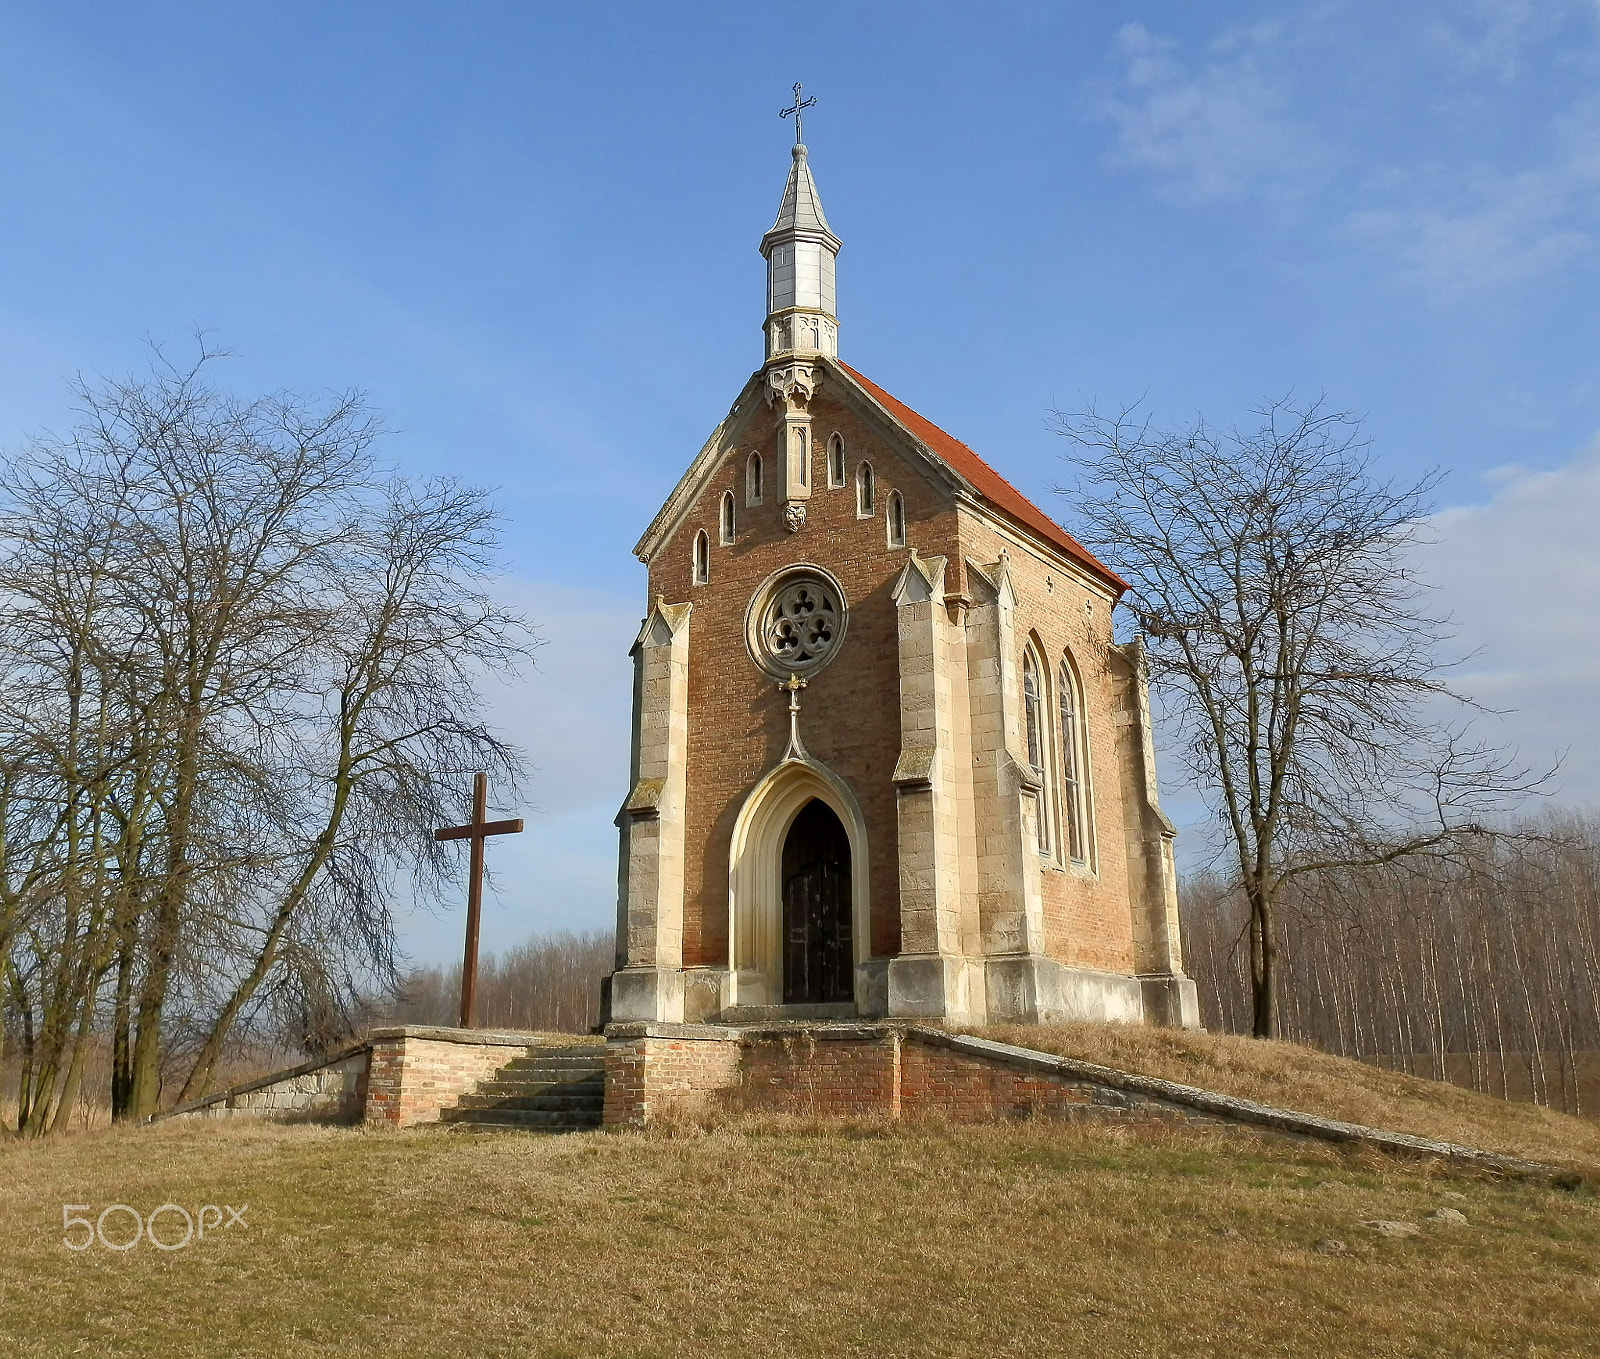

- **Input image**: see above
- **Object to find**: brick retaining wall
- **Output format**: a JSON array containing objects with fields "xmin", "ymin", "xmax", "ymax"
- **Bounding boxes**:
[
  {"xmin": 164, "ymin": 1018, "xmax": 1561, "ymax": 1180},
  {"xmin": 164, "ymin": 1026, "xmax": 553, "ymax": 1129},
  {"xmin": 362, "ymin": 1027, "xmax": 542, "ymax": 1128},
  {"xmin": 603, "ymin": 1021, "xmax": 1554, "ymax": 1176}
]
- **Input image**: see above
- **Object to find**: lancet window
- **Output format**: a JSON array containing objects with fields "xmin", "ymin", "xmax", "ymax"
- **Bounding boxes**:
[
  {"xmin": 1022, "ymin": 648, "xmax": 1050, "ymax": 854},
  {"xmin": 1058, "ymin": 654, "xmax": 1090, "ymax": 864},
  {"xmin": 856, "ymin": 462, "xmax": 875, "ymax": 516},
  {"xmin": 828, "ymin": 433, "xmax": 846, "ymax": 487}
]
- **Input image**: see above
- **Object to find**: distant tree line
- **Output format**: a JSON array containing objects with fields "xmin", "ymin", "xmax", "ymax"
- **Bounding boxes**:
[
  {"xmin": 0, "ymin": 345, "xmax": 531, "ymax": 1135},
  {"xmin": 1182, "ymin": 812, "xmax": 1600, "ymax": 1115},
  {"xmin": 377, "ymin": 929, "xmax": 611, "ymax": 1035}
]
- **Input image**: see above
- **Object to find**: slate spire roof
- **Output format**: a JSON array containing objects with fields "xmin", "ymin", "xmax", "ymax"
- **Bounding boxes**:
[{"xmin": 761, "ymin": 144, "xmax": 840, "ymax": 254}]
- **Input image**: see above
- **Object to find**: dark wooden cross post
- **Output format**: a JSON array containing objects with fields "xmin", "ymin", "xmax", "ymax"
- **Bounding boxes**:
[{"xmin": 434, "ymin": 772, "xmax": 523, "ymax": 1029}]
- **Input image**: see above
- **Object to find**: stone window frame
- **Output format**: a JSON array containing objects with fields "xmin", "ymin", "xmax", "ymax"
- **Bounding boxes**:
[
  {"xmin": 1021, "ymin": 643, "xmax": 1053, "ymax": 858},
  {"xmin": 855, "ymin": 461, "xmax": 875, "ymax": 518},
  {"xmin": 885, "ymin": 489, "xmax": 906, "ymax": 549},
  {"xmin": 747, "ymin": 451, "xmax": 764, "ymax": 507},
  {"xmin": 742, "ymin": 561, "xmax": 850, "ymax": 681},
  {"xmin": 1057, "ymin": 648, "xmax": 1097, "ymax": 870},
  {"xmin": 719, "ymin": 490, "xmax": 736, "ymax": 546},
  {"xmin": 692, "ymin": 529, "xmax": 710, "ymax": 586},
  {"xmin": 827, "ymin": 432, "xmax": 847, "ymax": 488}
]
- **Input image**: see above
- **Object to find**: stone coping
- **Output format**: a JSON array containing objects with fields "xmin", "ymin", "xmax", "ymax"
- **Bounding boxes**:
[
  {"xmin": 159, "ymin": 1040, "xmax": 371, "ymax": 1120},
  {"xmin": 606, "ymin": 1020, "xmax": 899, "ymax": 1043},
  {"xmin": 158, "ymin": 1027, "xmax": 583, "ymax": 1121},
  {"xmin": 365, "ymin": 1025, "xmax": 573, "ymax": 1048},
  {"xmin": 606, "ymin": 1020, "xmax": 1558, "ymax": 1178}
]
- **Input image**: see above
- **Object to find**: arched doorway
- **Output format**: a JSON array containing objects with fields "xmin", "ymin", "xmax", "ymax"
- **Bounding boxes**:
[
  {"xmin": 727, "ymin": 755, "xmax": 869, "ymax": 1009},
  {"xmin": 782, "ymin": 799, "xmax": 853, "ymax": 1003}
]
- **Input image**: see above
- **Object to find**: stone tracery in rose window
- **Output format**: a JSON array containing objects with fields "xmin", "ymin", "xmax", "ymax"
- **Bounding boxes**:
[{"xmin": 760, "ymin": 578, "xmax": 841, "ymax": 672}]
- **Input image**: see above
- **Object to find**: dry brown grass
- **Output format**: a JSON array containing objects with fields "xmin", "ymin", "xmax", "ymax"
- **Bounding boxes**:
[
  {"xmin": 970, "ymin": 1022, "xmax": 1600, "ymax": 1171},
  {"xmin": 2, "ymin": 1115, "xmax": 1597, "ymax": 1358}
]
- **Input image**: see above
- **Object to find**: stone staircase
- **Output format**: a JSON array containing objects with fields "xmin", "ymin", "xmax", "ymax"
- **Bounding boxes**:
[{"xmin": 438, "ymin": 1042, "xmax": 607, "ymax": 1133}]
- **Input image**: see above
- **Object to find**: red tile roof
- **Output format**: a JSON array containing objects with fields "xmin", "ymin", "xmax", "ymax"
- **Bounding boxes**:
[{"xmin": 837, "ymin": 362, "xmax": 1127, "ymax": 595}]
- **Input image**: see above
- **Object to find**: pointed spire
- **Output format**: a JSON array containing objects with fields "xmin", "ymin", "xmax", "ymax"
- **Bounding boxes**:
[
  {"xmin": 760, "ymin": 138, "xmax": 841, "ymax": 362},
  {"xmin": 762, "ymin": 143, "xmax": 837, "ymax": 253}
]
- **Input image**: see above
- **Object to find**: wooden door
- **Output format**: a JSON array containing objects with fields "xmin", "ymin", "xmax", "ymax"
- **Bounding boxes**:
[{"xmin": 782, "ymin": 799, "xmax": 853, "ymax": 1004}]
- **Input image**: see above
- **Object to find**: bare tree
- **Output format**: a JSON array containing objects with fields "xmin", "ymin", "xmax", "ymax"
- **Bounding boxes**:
[
  {"xmin": 1054, "ymin": 397, "xmax": 1542, "ymax": 1037},
  {"xmin": 0, "ymin": 342, "xmax": 535, "ymax": 1130}
]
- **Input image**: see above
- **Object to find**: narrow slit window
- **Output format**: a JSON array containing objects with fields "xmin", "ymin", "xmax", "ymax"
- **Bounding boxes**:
[
  {"xmin": 719, "ymin": 491, "xmax": 736, "ymax": 545},
  {"xmin": 828, "ymin": 433, "xmax": 846, "ymax": 487},
  {"xmin": 886, "ymin": 490, "xmax": 905, "ymax": 547},
  {"xmin": 1058, "ymin": 657, "xmax": 1087, "ymax": 863},
  {"xmin": 747, "ymin": 452, "xmax": 764, "ymax": 506},
  {"xmin": 856, "ymin": 462, "xmax": 875, "ymax": 516},
  {"xmin": 692, "ymin": 530, "xmax": 709, "ymax": 585}
]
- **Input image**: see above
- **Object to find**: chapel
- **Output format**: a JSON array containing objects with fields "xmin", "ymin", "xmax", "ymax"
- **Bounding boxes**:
[{"xmin": 605, "ymin": 114, "xmax": 1199, "ymax": 1031}]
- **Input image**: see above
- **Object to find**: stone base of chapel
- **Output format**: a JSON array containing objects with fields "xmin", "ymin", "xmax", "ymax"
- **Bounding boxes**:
[{"xmin": 603, "ymin": 958, "xmax": 1200, "ymax": 1030}]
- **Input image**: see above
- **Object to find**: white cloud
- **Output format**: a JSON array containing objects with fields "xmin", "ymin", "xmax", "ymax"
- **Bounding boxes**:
[
  {"xmin": 1346, "ymin": 163, "xmax": 1595, "ymax": 302},
  {"xmin": 1425, "ymin": 0, "xmax": 1554, "ymax": 80},
  {"xmin": 1424, "ymin": 0, "xmax": 1600, "ymax": 81},
  {"xmin": 1426, "ymin": 436, "xmax": 1600, "ymax": 804},
  {"xmin": 1095, "ymin": 21, "xmax": 1322, "ymax": 203},
  {"xmin": 1094, "ymin": 13, "xmax": 1600, "ymax": 302},
  {"xmin": 1344, "ymin": 86, "xmax": 1600, "ymax": 302}
]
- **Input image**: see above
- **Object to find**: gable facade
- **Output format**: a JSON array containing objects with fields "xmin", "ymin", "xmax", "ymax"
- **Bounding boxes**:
[{"xmin": 605, "ymin": 135, "xmax": 1198, "ymax": 1031}]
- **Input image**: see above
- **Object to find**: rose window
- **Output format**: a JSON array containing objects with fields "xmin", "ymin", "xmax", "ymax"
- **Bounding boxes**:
[{"xmin": 747, "ymin": 570, "xmax": 847, "ymax": 677}]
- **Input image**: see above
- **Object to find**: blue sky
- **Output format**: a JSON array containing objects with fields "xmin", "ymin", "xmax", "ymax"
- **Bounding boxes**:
[{"xmin": 2, "ymin": 2, "xmax": 1596, "ymax": 963}]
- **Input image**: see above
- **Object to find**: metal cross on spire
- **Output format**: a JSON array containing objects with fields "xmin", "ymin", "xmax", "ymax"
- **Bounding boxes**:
[{"xmin": 780, "ymin": 82, "xmax": 816, "ymax": 145}]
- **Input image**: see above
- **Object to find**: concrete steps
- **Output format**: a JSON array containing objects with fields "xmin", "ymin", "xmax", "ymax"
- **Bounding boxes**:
[{"xmin": 437, "ymin": 1043, "xmax": 606, "ymax": 1134}]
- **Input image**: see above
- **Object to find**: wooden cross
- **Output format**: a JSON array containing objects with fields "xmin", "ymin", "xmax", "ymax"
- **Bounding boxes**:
[
  {"xmin": 780, "ymin": 82, "xmax": 816, "ymax": 144},
  {"xmin": 433, "ymin": 772, "xmax": 523, "ymax": 1029}
]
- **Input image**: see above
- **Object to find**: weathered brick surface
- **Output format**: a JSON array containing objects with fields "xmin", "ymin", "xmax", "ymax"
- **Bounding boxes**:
[
  {"xmin": 957, "ymin": 512, "xmax": 1135, "ymax": 974},
  {"xmin": 653, "ymin": 385, "xmax": 948, "ymax": 964},
  {"xmin": 602, "ymin": 1021, "xmax": 1210, "ymax": 1131},
  {"xmin": 363, "ymin": 1028, "xmax": 538, "ymax": 1128},
  {"xmin": 603, "ymin": 1032, "xmax": 741, "ymax": 1129},
  {"xmin": 637, "ymin": 369, "xmax": 1162, "ymax": 993},
  {"xmin": 601, "ymin": 1023, "xmax": 1555, "ymax": 1176}
]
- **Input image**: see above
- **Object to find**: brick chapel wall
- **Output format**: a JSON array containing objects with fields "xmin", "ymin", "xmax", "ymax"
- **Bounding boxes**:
[
  {"xmin": 646, "ymin": 384, "xmax": 963, "ymax": 968},
  {"xmin": 955, "ymin": 511, "xmax": 1138, "ymax": 977}
]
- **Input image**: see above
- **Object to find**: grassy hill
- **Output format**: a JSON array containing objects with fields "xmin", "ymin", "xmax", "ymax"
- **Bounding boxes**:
[
  {"xmin": 969, "ymin": 1022, "xmax": 1600, "ymax": 1171},
  {"xmin": 2, "ymin": 1031, "xmax": 1597, "ymax": 1358}
]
